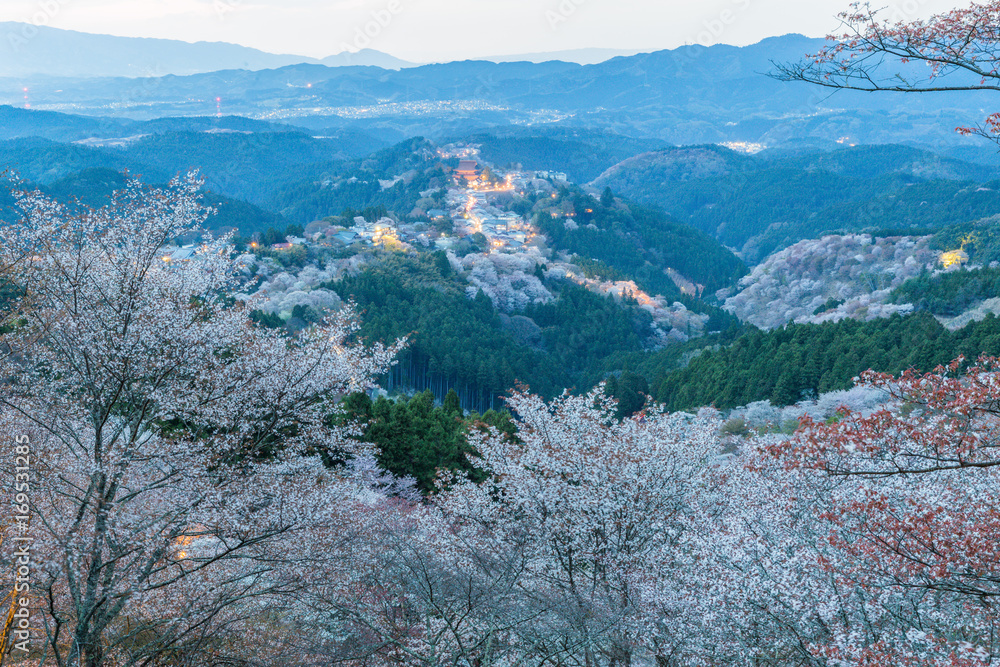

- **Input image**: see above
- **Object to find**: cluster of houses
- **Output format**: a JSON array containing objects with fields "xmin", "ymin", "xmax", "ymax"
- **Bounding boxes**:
[
  {"xmin": 533, "ymin": 170, "xmax": 568, "ymax": 182},
  {"xmin": 162, "ymin": 147, "xmax": 561, "ymax": 264},
  {"xmin": 287, "ymin": 167, "xmax": 546, "ymax": 254},
  {"xmin": 309, "ymin": 217, "xmax": 416, "ymax": 249},
  {"xmin": 462, "ymin": 208, "xmax": 532, "ymax": 251}
]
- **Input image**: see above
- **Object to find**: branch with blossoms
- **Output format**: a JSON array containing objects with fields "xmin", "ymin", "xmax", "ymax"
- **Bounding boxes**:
[
  {"xmin": 771, "ymin": 356, "xmax": 1000, "ymax": 477},
  {"xmin": 436, "ymin": 386, "xmax": 725, "ymax": 666},
  {"xmin": 771, "ymin": 1, "xmax": 1000, "ymax": 141}
]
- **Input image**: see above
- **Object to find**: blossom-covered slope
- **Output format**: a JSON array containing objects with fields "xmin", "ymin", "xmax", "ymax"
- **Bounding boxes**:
[{"xmin": 723, "ymin": 234, "xmax": 937, "ymax": 329}]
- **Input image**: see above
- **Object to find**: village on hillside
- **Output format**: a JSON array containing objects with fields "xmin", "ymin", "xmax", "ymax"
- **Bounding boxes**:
[{"xmin": 158, "ymin": 144, "xmax": 716, "ymax": 347}]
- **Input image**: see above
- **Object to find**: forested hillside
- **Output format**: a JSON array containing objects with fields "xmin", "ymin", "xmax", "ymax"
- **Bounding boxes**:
[
  {"xmin": 537, "ymin": 186, "xmax": 748, "ymax": 295},
  {"xmin": 594, "ymin": 144, "xmax": 1000, "ymax": 261},
  {"xmin": 890, "ymin": 265, "xmax": 1000, "ymax": 316},
  {"xmin": 268, "ymin": 138, "xmax": 448, "ymax": 222},
  {"xmin": 0, "ymin": 166, "xmax": 285, "ymax": 232},
  {"xmin": 466, "ymin": 128, "xmax": 670, "ymax": 183},
  {"xmin": 321, "ymin": 253, "xmax": 689, "ymax": 412},
  {"xmin": 0, "ymin": 126, "xmax": 369, "ymax": 210},
  {"xmin": 648, "ymin": 312, "xmax": 1000, "ymax": 409}
]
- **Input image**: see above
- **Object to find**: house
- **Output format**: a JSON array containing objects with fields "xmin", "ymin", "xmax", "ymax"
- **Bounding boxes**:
[
  {"xmin": 940, "ymin": 249, "xmax": 969, "ymax": 268},
  {"xmin": 941, "ymin": 234, "xmax": 975, "ymax": 269},
  {"xmin": 372, "ymin": 219, "xmax": 399, "ymax": 244},
  {"xmin": 168, "ymin": 246, "xmax": 197, "ymax": 261}
]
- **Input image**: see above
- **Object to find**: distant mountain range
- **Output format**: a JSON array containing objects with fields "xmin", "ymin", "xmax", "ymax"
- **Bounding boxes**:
[
  {"xmin": 480, "ymin": 48, "xmax": 644, "ymax": 65},
  {"xmin": 1, "ymin": 31, "xmax": 998, "ymax": 150},
  {"xmin": 0, "ymin": 22, "xmax": 414, "ymax": 78}
]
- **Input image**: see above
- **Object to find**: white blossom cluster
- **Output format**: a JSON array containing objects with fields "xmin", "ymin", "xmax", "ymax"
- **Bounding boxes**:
[
  {"xmin": 459, "ymin": 251, "xmax": 553, "ymax": 312},
  {"xmin": 243, "ymin": 256, "xmax": 369, "ymax": 318},
  {"xmin": 648, "ymin": 301, "xmax": 710, "ymax": 345},
  {"xmin": 729, "ymin": 384, "xmax": 892, "ymax": 429},
  {"xmin": 724, "ymin": 234, "xmax": 936, "ymax": 329}
]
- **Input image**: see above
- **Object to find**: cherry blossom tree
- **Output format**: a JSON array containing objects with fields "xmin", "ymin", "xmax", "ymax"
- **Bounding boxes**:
[
  {"xmin": 288, "ymin": 501, "xmax": 574, "ymax": 667},
  {"xmin": 283, "ymin": 386, "xmax": 728, "ymax": 667},
  {"xmin": 764, "ymin": 357, "xmax": 1000, "ymax": 665},
  {"xmin": 437, "ymin": 388, "xmax": 724, "ymax": 667},
  {"xmin": 0, "ymin": 174, "xmax": 403, "ymax": 667},
  {"xmin": 773, "ymin": 1, "xmax": 1000, "ymax": 141}
]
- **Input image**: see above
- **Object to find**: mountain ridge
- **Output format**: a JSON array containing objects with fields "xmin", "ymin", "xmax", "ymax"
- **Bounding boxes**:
[{"xmin": 0, "ymin": 22, "xmax": 414, "ymax": 78}]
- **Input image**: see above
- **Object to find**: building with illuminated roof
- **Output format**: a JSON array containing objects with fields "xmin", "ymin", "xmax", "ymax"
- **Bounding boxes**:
[{"xmin": 456, "ymin": 160, "xmax": 480, "ymax": 182}]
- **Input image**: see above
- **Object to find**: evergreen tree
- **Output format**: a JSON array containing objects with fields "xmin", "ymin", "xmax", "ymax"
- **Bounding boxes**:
[{"xmin": 444, "ymin": 389, "xmax": 462, "ymax": 416}]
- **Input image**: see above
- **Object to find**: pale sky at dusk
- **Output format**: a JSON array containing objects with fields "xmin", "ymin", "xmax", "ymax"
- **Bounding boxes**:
[{"xmin": 0, "ymin": 0, "xmax": 960, "ymax": 62}]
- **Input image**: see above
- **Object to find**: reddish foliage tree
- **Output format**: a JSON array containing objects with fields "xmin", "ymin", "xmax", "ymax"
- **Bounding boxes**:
[{"xmin": 766, "ymin": 357, "xmax": 1000, "ymax": 665}]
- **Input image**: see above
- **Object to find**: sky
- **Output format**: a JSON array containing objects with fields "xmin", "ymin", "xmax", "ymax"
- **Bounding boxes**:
[{"xmin": 0, "ymin": 0, "xmax": 960, "ymax": 62}]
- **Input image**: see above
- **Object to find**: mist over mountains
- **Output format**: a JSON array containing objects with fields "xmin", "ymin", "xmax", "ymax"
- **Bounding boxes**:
[
  {"xmin": 0, "ymin": 22, "xmax": 643, "ymax": 79},
  {"xmin": 0, "ymin": 22, "xmax": 414, "ymax": 78}
]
